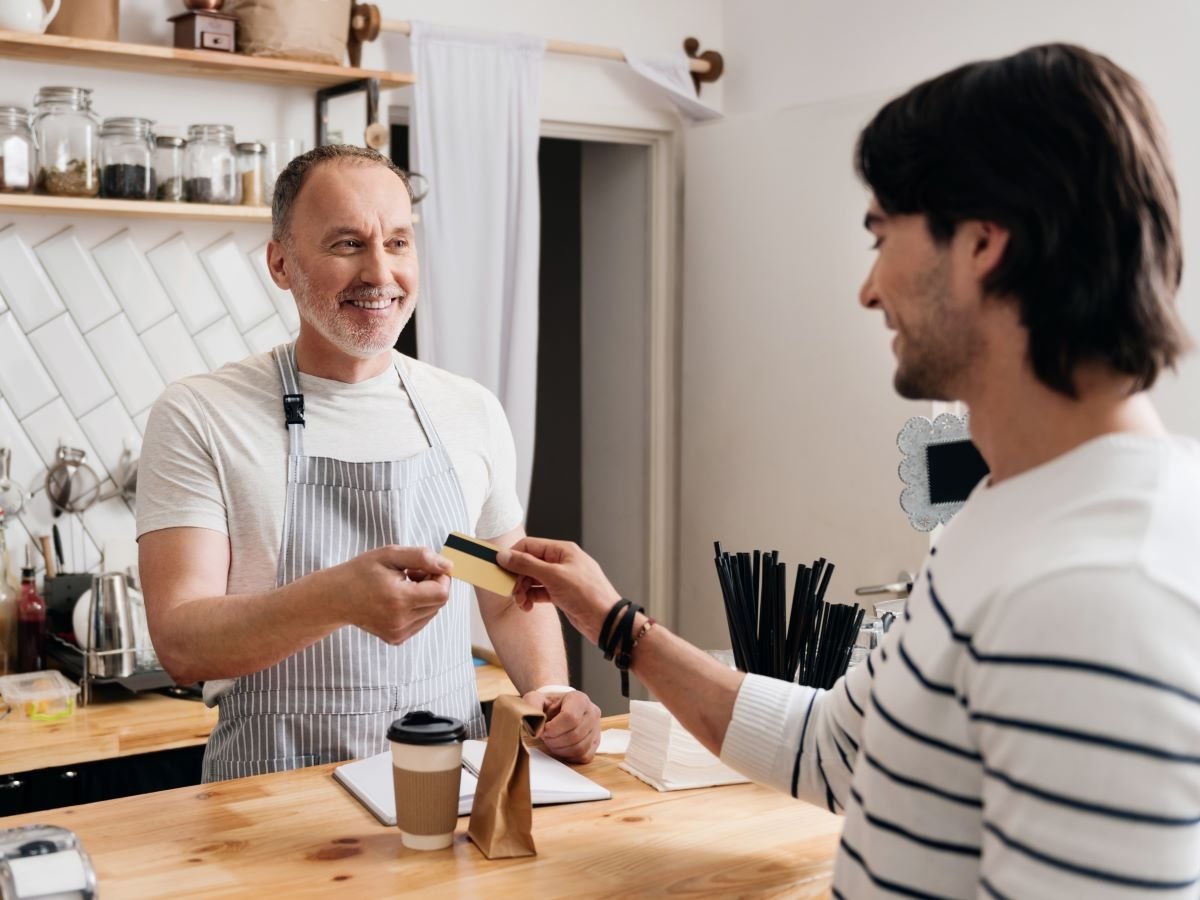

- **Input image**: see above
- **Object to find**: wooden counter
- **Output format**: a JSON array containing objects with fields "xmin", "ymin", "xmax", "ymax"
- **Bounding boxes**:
[
  {"xmin": 0, "ymin": 716, "xmax": 842, "ymax": 897},
  {"xmin": 1, "ymin": 664, "xmax": 517, "ymax": 776}
]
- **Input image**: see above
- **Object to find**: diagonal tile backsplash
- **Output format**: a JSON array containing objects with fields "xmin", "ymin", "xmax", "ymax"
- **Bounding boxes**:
[{"xmin": 0, "ymin": 219, "xmax": 298, "ymax": 576}]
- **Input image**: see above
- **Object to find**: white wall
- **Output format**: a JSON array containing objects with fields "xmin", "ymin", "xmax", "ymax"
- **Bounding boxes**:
[{"xmin": 720, "ymin": 0, "xmax": 1200, "ymax": 436}]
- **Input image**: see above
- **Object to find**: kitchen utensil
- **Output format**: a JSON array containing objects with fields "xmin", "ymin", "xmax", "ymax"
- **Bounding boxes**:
[
  {"xmin": 52, "ymin": 524, "xmax": 65, "ymax": 572},
  {"xmin": 85, "ymin": 572, "xmax": 136, "ymax": 678},
  {"xmin": 0, "ymin": 449, "xmax": 27, "ymax": 519},
  {"xmin": 38, "ymin": 535, "xmax": 55, "ymax": 580},
  {"xmin": 44, "ymin": 446, "xmax": 102, "ymax": 516}
]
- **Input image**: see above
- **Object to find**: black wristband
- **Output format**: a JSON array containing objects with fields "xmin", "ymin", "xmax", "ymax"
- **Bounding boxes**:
[{"xmin": 598, "ymin": 597, "xmax": 643, "ymax": 698}]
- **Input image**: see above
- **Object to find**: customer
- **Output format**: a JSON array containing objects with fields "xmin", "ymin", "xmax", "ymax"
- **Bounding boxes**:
[
  {"xmin": 138, "ymin": 145, "xmax": 600, "ymax": 782},
  {"xmin": 499, "ymin": 44, "xmax": 1200, "ymax": 896}
]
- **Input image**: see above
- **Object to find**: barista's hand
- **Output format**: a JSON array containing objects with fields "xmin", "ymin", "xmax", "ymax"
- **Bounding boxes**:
[
  {"xmin": 497, "ymin": 538, "xmax": 622, "ymax": 645},
  {"xmin": 522, "ymin": 689, "xmax": 602, "ymax": 765},
  {"xmin": 325, "ymin": 545, "xmax": 452, "ymax": 645}
]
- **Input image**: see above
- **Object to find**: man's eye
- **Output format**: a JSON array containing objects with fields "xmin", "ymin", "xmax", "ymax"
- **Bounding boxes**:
[{"xmin": 335, "ymin": 240, "xmax": 360, "ymax": 249}]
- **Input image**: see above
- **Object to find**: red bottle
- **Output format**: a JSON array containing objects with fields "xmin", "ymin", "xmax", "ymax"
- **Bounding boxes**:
[{"xmin": 16, "ymin": 561, "xmax": 46, "ymax": 673}]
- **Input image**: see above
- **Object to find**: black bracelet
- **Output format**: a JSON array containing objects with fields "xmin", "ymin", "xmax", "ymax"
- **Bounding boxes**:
[{"xmin": 598, "ymin": 597, "xmax": 644, "ymax": 698}]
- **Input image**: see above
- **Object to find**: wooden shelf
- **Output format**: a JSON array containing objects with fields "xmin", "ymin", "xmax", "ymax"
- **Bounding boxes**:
[
  {"xmin": 0, "ymin": 191, "xmax": 271, "ymax": 222},
  {"xmin": 0, "ymin": 28, "xmax": 415, "ymax": 90}
]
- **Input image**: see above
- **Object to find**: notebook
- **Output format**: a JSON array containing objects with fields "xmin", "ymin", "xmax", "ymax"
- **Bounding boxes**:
[{"xmin": 334, "ymin": 739, "xmax": 611, "ymax": 826}]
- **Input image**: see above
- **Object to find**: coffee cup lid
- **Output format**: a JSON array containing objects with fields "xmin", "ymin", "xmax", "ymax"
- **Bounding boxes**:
[{"xmin": 387, "ymin": 710, "xmax": 466, "ymax": 744}]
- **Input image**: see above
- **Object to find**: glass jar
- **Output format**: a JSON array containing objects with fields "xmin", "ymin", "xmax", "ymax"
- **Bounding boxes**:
[
  {"xmin": 185, "ymin": 123, "xmax": 238, "ymax": 204},
  {"xmin": 100, "ymin": 117, "xmax": 155, "ymax": 200},
  {"xmin": 32, "ymin": 86, "xmax": 100, "ymax": 197},
  {"xmin": 154, "ymin": 135, "xmax": 186, "ymax": 202},
  {"xmin": 236, "ymin": 141, "xmax": 266, "ymax": 206},
  {"xmin": 0, "ymin": 107, "xmax": 34, "ymax": 194}
]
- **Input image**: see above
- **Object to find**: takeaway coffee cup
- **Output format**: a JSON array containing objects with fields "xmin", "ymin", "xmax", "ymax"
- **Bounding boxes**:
[{"xmin": 388, "ymin": 710, "xmax": 467, "ymax": 850}]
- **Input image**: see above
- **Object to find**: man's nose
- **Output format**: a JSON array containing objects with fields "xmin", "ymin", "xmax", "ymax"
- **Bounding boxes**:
[
  {"xmin": 859, "ymin": 261, "xmax": 881, "ymax": 310},
  {"xmin": 358, "ymin": 244, "xmax": 391, "ymax": 284}
]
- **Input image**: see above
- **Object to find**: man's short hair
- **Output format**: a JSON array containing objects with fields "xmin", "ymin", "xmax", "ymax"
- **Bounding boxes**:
[
  {"xmin": 271, "ymin": 144, "xmax": 413, "ymax": 244},
  {"xmin": 855, "ymin": 43, "xmax": 1187, "ymax": 396}
]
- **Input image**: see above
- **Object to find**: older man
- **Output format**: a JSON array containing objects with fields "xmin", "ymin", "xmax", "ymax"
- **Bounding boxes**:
[
  {"xmin": 499, "ymin": 44, "xmax": 1200, "ymax": 896},
  {"xmin": 138, "ymin": 145, "xmax": 599, "ymax": 782}
]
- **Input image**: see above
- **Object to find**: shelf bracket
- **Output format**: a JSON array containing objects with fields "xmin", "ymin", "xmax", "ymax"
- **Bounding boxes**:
[{"xmin": 315, "ymin": 77, "xmax": 385, "ymax": 150}]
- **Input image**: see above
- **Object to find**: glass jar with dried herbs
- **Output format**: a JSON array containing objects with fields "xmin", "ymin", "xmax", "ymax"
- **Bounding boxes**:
[
  {"xmin": 0, "ymin": 107, "xmax": 35, "ymax": 194},
  {"xmin": 100, "ymin": 117, "xmax": 155, "ymax": 200},
  {"xmin": 33, "ymin": 86, "xmax": 101, "ymax": 197},
  {"xmin": 154, "ymin": 135, "xmax": 187, "ymax": 202},
  {"xmin": 185, "ymin": 123, "xmax": 239, "ymax": 204}
]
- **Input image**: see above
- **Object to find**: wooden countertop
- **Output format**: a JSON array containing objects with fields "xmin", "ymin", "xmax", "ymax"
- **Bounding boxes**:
[
  {"xmin": 0, "ymin": 716, "xmax": 842, "ymax": 897},
  {"xmin": 1, "ymin": 664, "xmax": 517, "ymax": 776}
]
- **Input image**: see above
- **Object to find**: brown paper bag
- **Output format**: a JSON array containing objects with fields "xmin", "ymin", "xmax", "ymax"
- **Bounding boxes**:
[
  {"xmin": 44, "ymin": 0, "xmax": 119, "ymax": 41},
  {"xmin": 467, "ymin": 694, "xmax": 546, "ymax": 859},
  {"xmin": 224, "ymin": 0, "xmax": 351, "ymax": 66}
]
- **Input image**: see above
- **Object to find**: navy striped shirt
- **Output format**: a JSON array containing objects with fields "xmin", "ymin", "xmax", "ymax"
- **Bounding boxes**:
[{"xmin": 721, "ymin": 434, "xmax": 1200, "ymax": 897}]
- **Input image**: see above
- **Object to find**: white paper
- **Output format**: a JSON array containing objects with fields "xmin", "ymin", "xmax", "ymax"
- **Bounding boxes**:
[
  {"xmin": 597, "ymin": 728, "xmax": 631, "ymax": 755},
  {"xmin": 333, "ymin": 738, "xmax": 611, "ymax": 827}
]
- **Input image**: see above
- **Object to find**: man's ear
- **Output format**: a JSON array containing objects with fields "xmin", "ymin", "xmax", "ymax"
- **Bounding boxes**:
[
  {"xmin": 964, "ymin": 220, "xmax": 1010, "ymax": 283},
  {"xmin": 266, "ymin": 239, "xmax": 292, "ymax": 290}
]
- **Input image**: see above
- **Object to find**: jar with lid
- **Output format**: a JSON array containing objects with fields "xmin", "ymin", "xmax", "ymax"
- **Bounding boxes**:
[
  {"xmin": 185, "ymin": 124, "xmax": 238, "ymax": 204},
  {"xmin": 155, "ymin": 135, "xmax": 186, "ymax": 202},
  {"xmin": 100, "ymin": 117, "xmax": 155, "ymax": 200},
  {"xmin": 236, "ymin": 141, "xmax": 267, "ymax": 206},
  {"xmin": 32, "ymin": 86, "xmax": 100, "ymax": 197},
  {"xmin": 0, "ymin": 107, "xmax": 34, "ymax": 194}
]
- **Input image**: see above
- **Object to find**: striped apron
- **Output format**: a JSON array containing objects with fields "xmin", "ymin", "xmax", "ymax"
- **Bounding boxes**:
[{"xmin": 202, "ymin": 343, "xmax": 485, "ymax": 782}]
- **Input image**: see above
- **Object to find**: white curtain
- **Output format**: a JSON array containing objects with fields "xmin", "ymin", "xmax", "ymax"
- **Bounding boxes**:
[
  {"xmin": 406, "ymin": 22, "xmax": 546, "ymax": 511},
  {"xmin": 623, "ymin": 50, "xmax": 723, "ymax": 122}
]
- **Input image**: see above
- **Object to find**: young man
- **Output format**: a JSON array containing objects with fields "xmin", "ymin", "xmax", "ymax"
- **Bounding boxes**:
[
  {"xmin": 498, "ymin": 44, "xmax": 1200, "ymax": 896},
  {"xmin": 138, "ymin": 146, "xmax": 600, "ymax": 782}
]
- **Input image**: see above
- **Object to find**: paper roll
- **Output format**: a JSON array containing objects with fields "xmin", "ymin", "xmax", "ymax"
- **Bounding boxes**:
[{"xmin": 6, "ymin": 848, "xmax": 89, "ymax": 898}]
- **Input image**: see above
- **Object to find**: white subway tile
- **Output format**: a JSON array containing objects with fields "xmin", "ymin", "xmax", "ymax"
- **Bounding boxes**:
[
  {"xmin": 0, "ymin": 313, "xmax": 58, "ymax": 418},
  {"xmin": 0, "ymin": 398, "xmax": 46, "ymax": 499},
  {"xmin": 20, "ymin": 397, "xmax": 107, "ymax": 476},
  {"xmin": 200, "ymin": 236, "xmax": 274, "ymax": 332},
  {"xmin": 0, "ymin": 226, "xmax": 62, "ymax": 331},
  {"xmin": 80, "ymin": 397, "xmax": 140, "ymax": 477},
  {"xmin": 28, "ymin": 314, "xmax": 114, "ymax": 418},
  {"xmin": 147, "ymin": 234, "xmax": 225, "ymax": 334},
  {"xmin": 85, "ymin": 315, "xmax": 166, "ymax": 416},
  {"xmin": 141, "ymin": 314, "xmax": 208, "ymax": 384},
  {"xmin": 80, "ymin": 492, "xmax": 136, "ymax": 569},
  {"xmin": 194, "ymin": 316, "xmax": 249, "ymax": 370},
  {"xmin": 34, "ymin": 229, "xmax": 121, "ymax": 333},
  {"xmin": 244, "ymin": 314, "xmax": 291, "ymax": 355},
  {"xmin": 249, "ymin": 242, "xmax": 300, "ymax": 333},
  {"xmin": 92, "ymin": 230, "xmax": 174, "ymax": 334}
]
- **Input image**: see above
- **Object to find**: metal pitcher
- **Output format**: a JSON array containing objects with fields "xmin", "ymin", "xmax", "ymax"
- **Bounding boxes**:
[{"xmin": 87, "ymin": 572, "xmax": 136, "ymax": 678}]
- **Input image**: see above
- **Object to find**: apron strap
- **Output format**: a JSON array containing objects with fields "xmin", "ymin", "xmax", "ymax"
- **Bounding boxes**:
[
  {"xmin": 395, "ymin": 357, "xmax": 445, "ymax": 449},
  {"xmin": 273, "ymin": 343, "xmax": 305, "ymax": 457}
]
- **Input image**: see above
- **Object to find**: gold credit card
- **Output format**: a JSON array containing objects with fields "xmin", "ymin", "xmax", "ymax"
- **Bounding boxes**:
[{"xmin": 441, "ymin": 532, "xmax": 517, "ymax": 596}]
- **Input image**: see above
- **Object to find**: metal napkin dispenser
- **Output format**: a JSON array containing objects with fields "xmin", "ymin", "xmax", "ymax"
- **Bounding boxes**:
[{"xmin": 0, "ymin": 825, "xmax": 96, "ymax": 900}]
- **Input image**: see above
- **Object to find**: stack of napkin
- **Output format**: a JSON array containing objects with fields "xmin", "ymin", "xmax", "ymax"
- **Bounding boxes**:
[{"xmin": 619, "ymin": 700, "xmax": 749, "ymax": 791}]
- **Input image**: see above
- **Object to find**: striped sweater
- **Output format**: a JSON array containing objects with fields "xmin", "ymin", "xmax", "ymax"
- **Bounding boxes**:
[{"xmin": 720, "ymin": 434, "xmax": 1200, "ymax": 898}]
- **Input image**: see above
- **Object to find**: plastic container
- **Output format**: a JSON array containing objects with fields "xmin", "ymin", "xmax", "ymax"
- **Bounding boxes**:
[
  {"xmin": 0, "ymin": 670, "xmax": 80, "ymax": 721},
  {"xmin": 32, "ymin": 86, "xmax": 101, "ymax": 197}
]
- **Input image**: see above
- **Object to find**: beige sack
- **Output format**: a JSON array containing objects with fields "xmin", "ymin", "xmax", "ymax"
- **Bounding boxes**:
[
  {"xmin": 467, "ymin": 695, "xmax": 547, "ymax": 859},
  {"xmin": 224, "ymin": 0, "xmax": 351, "ymax": 66},
  {"xmin": 44, "ymin": 0, "xmax": 119, "ymax": 42}
]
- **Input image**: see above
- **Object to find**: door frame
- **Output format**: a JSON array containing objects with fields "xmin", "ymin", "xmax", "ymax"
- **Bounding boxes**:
[{"xmin": 542, "ymin": 120, "xmax": 682, "ymax": 632}]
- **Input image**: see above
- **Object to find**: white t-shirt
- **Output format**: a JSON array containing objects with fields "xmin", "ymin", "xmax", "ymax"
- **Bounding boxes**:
[
  {"xmin": 136, "ymin": 348, "xmax": 525, "ymax": 595},
  {"xmin": 720, "ymin": 433, "xmax": 1200, "ymax": 897}
]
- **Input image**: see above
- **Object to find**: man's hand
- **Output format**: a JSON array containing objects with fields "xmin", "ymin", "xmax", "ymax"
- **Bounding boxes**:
[
  {"xmin": 497, "ymin": 538, "xmax": 622, "ymax": 644},
  {"xmin": 523, "ymin": 689, "xmax": 602, "ymax": 764},
  {"xmin": 324, "ymin": 545, "xmax": 453, "ymax": 645}
]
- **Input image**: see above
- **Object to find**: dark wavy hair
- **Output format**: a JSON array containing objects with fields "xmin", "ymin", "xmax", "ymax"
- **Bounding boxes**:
[{"xmin": 855, "ymin": 43, "xmax": 1187, "ymax": 397}]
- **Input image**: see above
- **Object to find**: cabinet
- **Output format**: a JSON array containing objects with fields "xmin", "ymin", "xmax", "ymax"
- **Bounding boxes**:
[{"xmin": 0, "ymin": 29, "xmax": 415, "ymax": 223}]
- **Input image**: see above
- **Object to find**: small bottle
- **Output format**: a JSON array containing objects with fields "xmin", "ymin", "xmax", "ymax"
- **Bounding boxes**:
[
  {"xmin": 16, "ymin": 548, "xmax": 46, "ymax": 673},
  {"xmin": 0, "ymin": 519, "xmax": 16, "ymax": 674}
]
